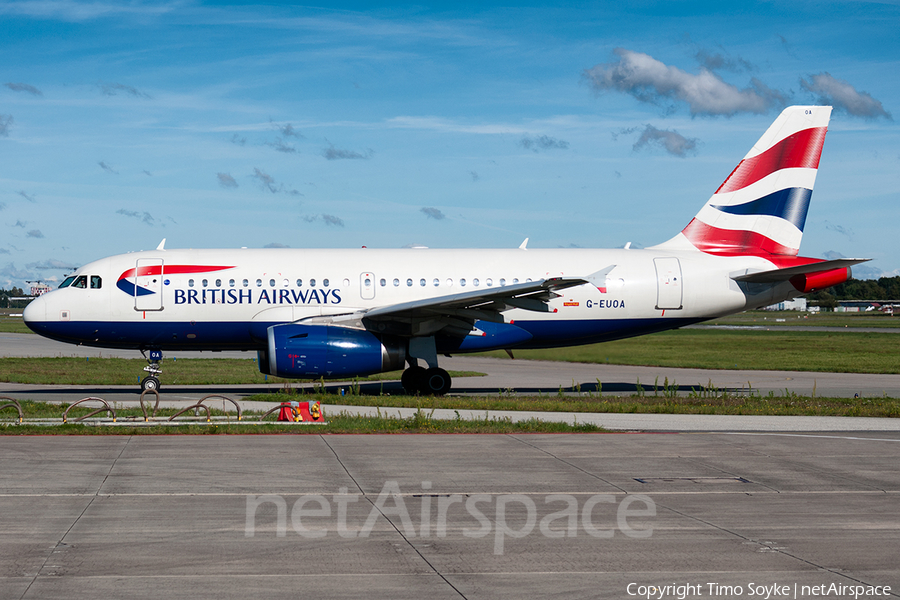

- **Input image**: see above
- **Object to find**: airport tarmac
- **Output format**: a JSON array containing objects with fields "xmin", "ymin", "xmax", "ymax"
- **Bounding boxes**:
[
  {"xmin": 3, "ymin": 332, "xmax": 900, "ymax": 399},
  {"xmin": 3, "ymin": 335, "xmax": 900, "ymax": 598},
  {"xmin": 1, "ymin": 433, "xmax": 898, "ymax": 599}
]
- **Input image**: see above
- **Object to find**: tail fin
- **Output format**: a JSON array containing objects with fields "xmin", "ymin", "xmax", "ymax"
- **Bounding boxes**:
[{"xmin": 656, "ymin": 106, "xmax": 832, "ymax": 257}]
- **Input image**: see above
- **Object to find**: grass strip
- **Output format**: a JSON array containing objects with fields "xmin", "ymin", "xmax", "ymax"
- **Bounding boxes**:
[
  {"xmin": 244, "ymin": 391, "xmax": 900, "ymax": 418},
  {"xmin": 0, "ymin": 401, "xmax": 603, "ymax": 435},
  {"xmin": 477, "ymin": 329, "xmax": 900, "ymax": 374}
]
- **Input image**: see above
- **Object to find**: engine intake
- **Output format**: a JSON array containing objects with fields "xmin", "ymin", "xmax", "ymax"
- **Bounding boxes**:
[{"xmin": 259, "ymin": 323, "xmax": 404, "ymax": 379}]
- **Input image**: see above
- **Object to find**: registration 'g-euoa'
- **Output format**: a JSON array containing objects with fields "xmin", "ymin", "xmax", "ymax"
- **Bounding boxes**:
[{"xmin": 23, "ymin": 106, "xmax": 867, "ymax": 395}]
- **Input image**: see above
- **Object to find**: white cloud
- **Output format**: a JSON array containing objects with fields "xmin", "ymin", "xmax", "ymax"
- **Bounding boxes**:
[
  {"xmin": 617, "ymin": 124, "xmax": 699, "ymax": 157},
  {"xmin": 584, "ymin": 48, "xmax": 785, "ymax": 116},
  {"xmin": 800, "ymin": 72, "xmax": 892, "ymax": 120}
]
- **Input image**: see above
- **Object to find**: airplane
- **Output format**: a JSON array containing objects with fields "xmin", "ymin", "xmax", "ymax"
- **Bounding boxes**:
[{"xmin": 23, "ymin": 105, "xmax": 868, "ymax": 395}]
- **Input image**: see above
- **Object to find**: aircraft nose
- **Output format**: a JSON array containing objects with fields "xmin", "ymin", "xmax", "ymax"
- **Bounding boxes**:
[{"xmin": 22, "ymin": 295, "xmax": 46, "ymax": 330}]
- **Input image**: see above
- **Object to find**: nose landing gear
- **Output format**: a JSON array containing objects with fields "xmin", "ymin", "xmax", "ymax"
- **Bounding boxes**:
[{"xmin": 141, "ymin": 349, "xmax": 163, "ymax": 392}]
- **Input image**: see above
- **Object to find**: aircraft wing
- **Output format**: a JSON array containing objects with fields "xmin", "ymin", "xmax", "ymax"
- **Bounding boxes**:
[
  {"xmin": 731, "ymin": 258, "xmax": 870, "ymax": 283},
  {"xmin": 358, "ymin": 277, "xmax": 587, "ymax": 338}
]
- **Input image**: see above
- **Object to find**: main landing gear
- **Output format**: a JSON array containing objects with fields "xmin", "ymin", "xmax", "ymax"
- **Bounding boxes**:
[
  {"xmin": 401, "ymin": 365, "xmax": 452, "ymax": 396},
  {"xmin": 140, "ymin": 349, "xmax": 163, "ymax": 392},
  {"xmin": 400, "ymin": 336, "xmax": 452, "ymax": 396}
]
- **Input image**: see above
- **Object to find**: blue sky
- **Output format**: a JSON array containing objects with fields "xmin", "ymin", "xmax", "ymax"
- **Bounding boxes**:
[{"xmin": 1, "ymin": 1, "xmax": 898, "ymax": 290}]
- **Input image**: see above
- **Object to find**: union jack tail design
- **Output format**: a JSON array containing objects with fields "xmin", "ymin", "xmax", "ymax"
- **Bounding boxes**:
[{"xmin": 658, "ymin": 106, "xmax": 832, "ymax": 257}]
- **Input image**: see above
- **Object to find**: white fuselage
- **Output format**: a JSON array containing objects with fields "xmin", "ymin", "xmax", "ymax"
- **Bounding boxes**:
[{"xmin": 23, "ymin": 246, "xmax": 796, "ymax": 352}]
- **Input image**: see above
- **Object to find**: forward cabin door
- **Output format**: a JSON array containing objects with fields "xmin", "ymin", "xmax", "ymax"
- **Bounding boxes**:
[
  {"xmin": 654, "ymin": 257, "xmax": 683, "ymax": 310},
  {"xmin": 135, "ymin": 258, "xmax": 164, "ymax": 311}
]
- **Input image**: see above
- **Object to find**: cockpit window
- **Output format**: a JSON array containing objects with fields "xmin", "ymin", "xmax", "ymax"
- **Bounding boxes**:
[
  {"xmin": 72, "ymin": 275, "xmax": 88, "ymax": 289},
  {"xmin": 90, "ymin": 276, "xmax": 102, "ymax": 289},
  {"xmin": 59, "ymin": 276, "xmax": 76, "ymax": 289}
]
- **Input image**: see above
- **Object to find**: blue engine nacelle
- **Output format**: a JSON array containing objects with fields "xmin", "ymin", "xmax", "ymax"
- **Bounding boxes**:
[{"xmin": 258, "ymin": 323, "xmax": 405, "ymax": 379}]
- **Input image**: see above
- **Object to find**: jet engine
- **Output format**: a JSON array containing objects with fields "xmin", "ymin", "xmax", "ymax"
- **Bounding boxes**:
[{"xmin": 258, "ymin": 323, "xmax": 405, "ymax": 379}]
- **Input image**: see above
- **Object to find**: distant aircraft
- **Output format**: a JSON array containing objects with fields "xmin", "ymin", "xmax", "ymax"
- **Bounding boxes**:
[{"xmin": 23, "ymin": 106, "xmax": 867, "ymax": 394}]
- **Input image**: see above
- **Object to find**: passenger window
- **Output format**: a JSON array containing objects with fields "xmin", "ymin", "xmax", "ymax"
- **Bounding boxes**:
[
  {"xmin": 297, "ymin": 279, "xmax": 303, "ymax": 287},
  {"xmin": 229, "ymin": 279, "xmax": 235, "ymax": 287},
  {"xmin": 513, "ymin": 278, "xmax": 519, "ymax": 284},
  {"xmin": 380, "ymin": 279, "xmax": 386, "ymax": 287},
  {"xmin": 310, "ymin": 279, "xmax": 316, "ymax": 287},
  {"xmin": 72, "ymin": 275, "xmax": 87, "ymax": 289},
  {"xmin": 406, "ymin": 278, "xmax": 413, "ymax": 287},
  {"xmin": 256, "ymin": 279, "xmax": 262, "ymax": 287},
  {"xmin": 460, "ymin": 278, "xmax": 466, "ymax": 287},
  {"xmin": 323, "ymin": 279, "xmax": 330, "ymax": 287},
  {"xmin": 188, "ymin": 279, "xmax": 195, "ymax": 287},
  {"xmin": 486, "ymin": 278, "xmax": 493, "ymax": 287},
  {"xmin": 393, "ymin": 278, "xmax": 400, "ymax": 287},
  {"xmin": 269, "ymin": 279, "xmax": 275, "ymax": 287},
  {"xmin": 446, "ymin": 278, "xmax": 453, "ymax": 286},
  {"xmin": 215, "ymin": 279, "xmax": 222, "ymax": 287},
  {"xmin": 473, "ymin": 278, "xmax": 480, "ymax": 287},
  {"xmin": 243, "ymin": 279, "xmax": 249, "ymax": 287},
  {"xmin": 90, "ymin": 276, "xmax": 102, "ymax": 289},
  {"xmin": 433, "ymin": 278, "xmax": 439, "ymax": 287},
  {"xmin": 500, "ymin": 278, "xmax": 506, "ymax": 286},
  {"xmin": 202, "ymin": 279, "xmax": 208, "ymax": 287},
  {"xmin": 419, "ymin": 278, "xmax": 426, "ymax": 287},
  {"xmin": 283, "ymin": 279, "xmax": 289, "ymax": 287}
]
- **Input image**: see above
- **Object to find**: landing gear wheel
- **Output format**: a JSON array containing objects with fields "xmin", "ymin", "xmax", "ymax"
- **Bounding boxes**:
[
  {"xmin": 141, "ymin": 376, "xmax": 160, "ymax": 392},
  {"xmin": 401, "ymin": 366, "xmax": 426, "ymax": 395},
  {"xmin": 421, "ymin": 367, "xmax": 452, "ymax": 396}
]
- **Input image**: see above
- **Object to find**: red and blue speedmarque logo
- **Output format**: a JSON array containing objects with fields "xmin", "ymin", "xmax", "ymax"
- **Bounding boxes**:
[{"xmin": 116, "ymin": 265, "xmax": 235, "ymax": 296}]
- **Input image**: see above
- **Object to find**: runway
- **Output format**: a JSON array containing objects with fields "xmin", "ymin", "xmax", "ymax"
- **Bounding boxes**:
[{"xmin": 1, "ymin": 434, "xmax": 897, "ymax": 599}]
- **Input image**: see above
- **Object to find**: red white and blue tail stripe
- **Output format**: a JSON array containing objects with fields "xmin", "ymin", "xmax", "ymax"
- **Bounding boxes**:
[{"xmin": 658, "ymin": 106, "xmax": 832, "ymax": 257}]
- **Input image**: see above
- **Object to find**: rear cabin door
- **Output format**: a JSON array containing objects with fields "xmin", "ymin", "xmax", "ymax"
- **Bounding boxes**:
[
  {"xmin": 135, "ymin": 258, "xmax": 164, "ymax": 311},
  {"xmin": 654, "ymin": 257, "xmax": 683, "ymax": 310},
  {"xmin": 360, "ymin": 272, "xmax": 375, "ymax": 300}
]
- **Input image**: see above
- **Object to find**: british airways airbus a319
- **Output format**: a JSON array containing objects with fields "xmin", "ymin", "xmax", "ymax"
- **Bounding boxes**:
[{"xmin": 23, "ymin": 106, "xmax": 867, "ymax": 395}]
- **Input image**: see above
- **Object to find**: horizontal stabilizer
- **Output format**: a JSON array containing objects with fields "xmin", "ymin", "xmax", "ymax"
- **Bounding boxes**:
[{"xmin": 731, "ymin": 258, "xmax": 870, "ymax": 283}]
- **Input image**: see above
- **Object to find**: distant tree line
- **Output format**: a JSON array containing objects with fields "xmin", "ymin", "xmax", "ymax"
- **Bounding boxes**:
[
  {"xmin": 0, "ymin": 287, "xmax": 29, "ymax": 309},
  {"xmin": 808, "ymin": 276, "xmax": 900, "ymax": 309}
]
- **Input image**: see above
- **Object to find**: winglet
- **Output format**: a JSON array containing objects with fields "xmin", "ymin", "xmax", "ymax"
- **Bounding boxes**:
[
  {"xmin": 156, "ymin": 238, "xmax": 167, "ymax": 251},
  {"xmin": 519, "ymin": 238, "xmax": 529, "ymax": 250}
]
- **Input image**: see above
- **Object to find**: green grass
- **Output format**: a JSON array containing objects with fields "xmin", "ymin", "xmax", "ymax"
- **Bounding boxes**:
[
  {"xmin": 478, "ymin": 329, "xmax": 900, "ymax": 374},
  {"xmin": 0, "ymin": 310, "xmax": 31, "ymax": 334},
  {"xmin": 0, "ymin": 357, "xmax": 483, "ymax": 386},
  {"xmin": 244, "ymin": 391, "xmax": 900, "ymax": 418},
  {"xmin": 0, "ymin": 400, "xmax": 604, "ymax": 435}
]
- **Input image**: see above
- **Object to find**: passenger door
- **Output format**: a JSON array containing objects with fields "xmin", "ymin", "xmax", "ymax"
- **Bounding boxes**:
[
  {"xmin": 654, "ymin": 257, "xmax": 683, "ymax": 310},
  {"xmin": 135, "ymin": 258, "xmax": 164, "ymax": 311}
]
